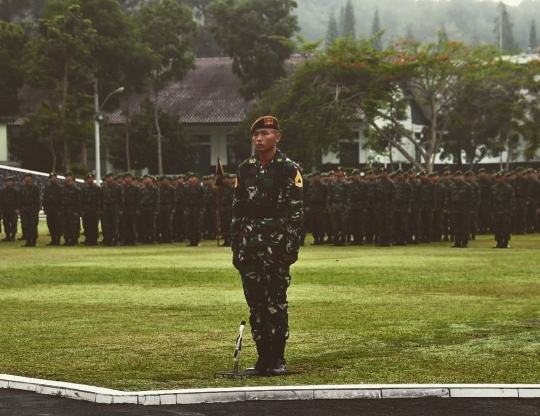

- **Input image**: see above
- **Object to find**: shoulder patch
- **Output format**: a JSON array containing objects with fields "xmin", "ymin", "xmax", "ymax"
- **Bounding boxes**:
[
  {"xmin": 295, "ymin": 170, "xmax": 303, "ymax": 188},
  {"xmin": 248, "ymin": 158, "xmax": 255, "ymax": 164}
]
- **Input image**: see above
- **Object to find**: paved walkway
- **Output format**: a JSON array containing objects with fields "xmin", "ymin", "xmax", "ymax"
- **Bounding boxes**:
[{"xmin": 3, "ymin": 390, "xmax": 540, "ymax": 416}]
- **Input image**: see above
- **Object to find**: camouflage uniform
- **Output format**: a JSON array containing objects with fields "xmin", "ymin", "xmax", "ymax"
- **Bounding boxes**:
[
  {"xmin": 60, "ymin": 181, "xmax": 81, "ymax": 245},
  {"xmin": 139, "ymin": 181, "xmax": 160, "ymax": 244},
  {"xmin": 327, "ymin": 178, "xmax": 350, "ymax": 246},
  {"xmin": 445, "ymin": 178, "xmax": 475, "ymax": 248},
  {"xmin": 158, "ymin": 181, "xmax": 176, "ymax": 243},
  {"xmin": 407, "ymin": 175, "xmax": 422, "ymax": 244},
  {"xmin": 122, "ymin": 181, "xmax": 140, "ymax": 245},
  {"xmin": 99, "ymin": 180, "xmax": 124, "ymax": 245},
  {"xmin": 419, "ymin": 176, "xmax": 435, "ymax": 242},
  {"xmin": 220, "ymin": 179, "xmax": 234, "ymax": 246},
  {"xmin": 373, "ymin": 176, "xmax": 396, "ymax": 246},
  {"xmin": 1, "ymin": 180, "xmax": 19, "ymax": 241},
  {"xmin": 43, "ymin": 179, "xmax": 63, "ymax": 245},
  {"xmin": 490, "ymin": 179, "xmax": 515, "ymax": 248},
  {"xmin": 477, "ymin": 176, "xmax": 493, "ymax": 234},
  {"xmin": 184, "ymin": 178, "xmax": 205, "ymax": 246},
  {"xmin": 526, "ymin": 174, "xmax": 540, "ymax": 233},
  {"xmin": 431, "ymin": 180, "xmax": 446, "ymax": 242},
  {"xmin": 231, "ymin": 150, "xmax": 303, "ymax": 368},
  {"xmin": 174, "ymin": 180, "xmax": 185, "ymax": 242},
  {"xmin": 203, "ymin": 180, "xmax": 217, "ymax": 240},
  {"xmin": 306, "ymin": 179, "xmax": 327, "ymax": 245},
  {"xmin": 364, "ymin": 176, "xmax": 377, "ymax": 244},
  {"xmin": 19, "ymin": 179, "xmax": 41, "ymax": 246},
  {"xmin": 393, "ymin": 180, "xmax": 412, "ymax": 245},
  {"xmin": 511, "ymin": 172, "xmax": 528, "ymax": 234},
  {"xmin": 80, "ymin": 180, "xmax": 100, "ymax": 246},
  {"xmin": 348, "ymin": 176, "xmax": 367, "ymax": 245}
]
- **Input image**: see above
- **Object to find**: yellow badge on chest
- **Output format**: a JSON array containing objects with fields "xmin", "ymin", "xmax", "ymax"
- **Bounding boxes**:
[{"xmin": 295, "ymin": 170, "xmax": 303, "ymax": 188}]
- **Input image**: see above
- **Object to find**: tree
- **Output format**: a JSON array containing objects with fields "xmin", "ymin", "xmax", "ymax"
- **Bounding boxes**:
[
  {"xmin": 136, "ymin": 0, "xmax": 197, "ymax": 174},
  {"xmin": 529, "ymin": 19, "xmax": 538, "ymax": 53},
  {"xmin": 494, "ymin": 1, "xmax": 518, "ymax": 53},
  {"xmin": 209, "ymin": 0, "xmax": 299, "ymax": 100},
  {"xmin": 325, "ymin": 8, "xmax": 338, "ymax": 49},
  {"xmin": 342, "ymin": 0, "xmax": 355, "ymax": 39},
  {"xmin": 371, "ymin": 7, "xmax": 382, "ymax": 50},
  {"xmin": 24, "ymin": 4, "xmax": 97, "ymax": 171},
  {"xmin": 0, "ymin": 22, "xmax": 27, "ymax": 118}
]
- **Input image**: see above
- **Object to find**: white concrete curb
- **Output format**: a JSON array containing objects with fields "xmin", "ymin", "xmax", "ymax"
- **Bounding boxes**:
[{"xmin": 1, "ymin": 375, "xmax": 539, "ymax": 405}]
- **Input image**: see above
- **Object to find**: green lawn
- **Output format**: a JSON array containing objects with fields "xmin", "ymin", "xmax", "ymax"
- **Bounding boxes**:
[{"xmin": 1, "ymin": 223, "xmax": 539, "ymax": 390}]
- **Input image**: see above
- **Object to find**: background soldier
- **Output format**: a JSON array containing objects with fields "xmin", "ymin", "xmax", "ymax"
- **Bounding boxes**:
[
  {"xmin": 184, "ymin": 172, "xmax": 205, "ymax": 246},
  {"xmin": 203, "ymin": 175, "xmax": 217, "ymax": 240},
  {"xmin": 364, "ymin": 169, "xmax": 377, "ymax": 244},
  {"xmin": 526, "ymin": 168, "xmax": 540, "ymax": 234},
  {"xmin": 445, "ymin": 171, "xmax": 475, "ymax": 248},
  {"xmin": 465, "ymin": 170, "xmax": 481, "ymax": 240},
  {"xmin": 60, "ymin": 171, "xmax": 81, "ymax": 246},
  {"xmin": 511, "ymin": 167, "xmax": 528, "ymax": 234},
  {"xmin": 490, "ymin": 171, "xmax": 515, "ymax": 248},
  {"xmin": 348, "ymin": 169, "xmax": 367, "ymax": 245},
  {"xmin": 324, "ymin": 171, "xmax": 335, "ymax": 243},
  {"xmin": 393, "ymin": 169, "xmax": 412, "ymax": 246},
  {"xmin": 327, "ymin": 166, "xmax": 349, "ymax": 246},
  {"xmin": 374, "ymin": 167, "xmax": 396, "ymax": 247},
  {"xmin": 431, "ymin": 172, "xmax": 446, "ymax": 242},
  {"xmin": 80, "ymin": 173, "xmax": 100, "ymax": 246},
  {"xmin": 173, "ymin": 175, "xmax": 186, "ymax": 242},
  {"xmin": 305, "ymin": 171, "xmax": 327, "ymax": 245},
  {"xmin": 1, "ymin": 176, "xmax": 19, "ymax": 241},
  {"xmin": 219, "ymin": 173, "xmax": 234, "ymax": 246},
  {"xmin": 122, "ymin": 173, "xmax": 140, "ymax": 246},
  {"xmin": 99, "ymin": 172, "xmax": 124, "ymax": 246},
  {"xmin": 158, "ymin": 175, "xmax": 175, "ymax": 243},
  {"xmin": 419, "ymin": 170, "xmax": 434, "ymax": 243},
  {"xmin": 407, "ymin": 168, "xmax": 422, "ymax": 244},
  {"xmin": 476, "ymin": 168, "xmax": 492, "ymax": 234},
  {"xmin": 19, "ymin": 172, "xmax": 41, "ymax": 247},
  {"xmin": 139, "ymin": 174, "xmax": 160, "ymax": 244},
  {"xmin": 441, "ymin": 170, "xmax": 453, "ymax": 241},
  {"xmin": 43, "ymin": 173, "xmax": 62, "ymax": 246}
]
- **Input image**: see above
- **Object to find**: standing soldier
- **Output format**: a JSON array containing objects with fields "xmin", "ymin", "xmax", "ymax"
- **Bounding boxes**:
[
  {"xmin": 407, "ymin": 168, "xmax": 422, "ymax": 244},
  {"xmin": 364, "ymin": 169, "xmax": 377, "ymax": 244},
  {"xmin": 19, "ymin": 172, "xmax": 41, "ymax": 247},
  {"xmin": 305, "ymin": 171, "xmax": 327, "ymax": 245},
  {"xmin": 511, "ymin": 167, "xmax": 528, "ymax": 234},
  {"xmin": 327, "ymin": 166, "xmax": 349, "ymax": 246},
  {"xmin": 99, "ymin": 172, "xmax": 124, "ymax": 246},
  {"xmin": 80, "ymin": 173, "xmax": 100, "ymax": 246},
  {"xmin": 220, "ymin": 173, "xmax": 234, "ymax": 246},
  {"xmin": 393, "ymin": 169, "xmax": 412, "ymax": 246},
  {"xmin": 121, "ymin": 173, "xmax": 140, "ymax": 246},
  {"xmin": 1, "ymin": 176, "xmax": 20, "ymax": 241},
  {"xmin": 464, "ymin": 170, "xmax": 481, "ymax": 240},
  {"xmin": 348, "ymin": 169, "xmax": 367, "ymax": 245},
  {"xmin": 60, "ymin": 171, "xmax": 81, "ymax": 246},
  {"xmin": 324, "ymin": 171, "xmax": 335, "ymax": 243},
  {"xmin": 441, "ymin": 170, "xmax": 453, "ymax": 241},
  {"xmin": 431, "ymin": 172, "xmax": 446, "ymax": 242},
  {"xmin": 419, "ymin": 170, "xmax": 434, "ymax": 243},
  {"xmin": 184, "ymin": 172, "xmax": 205, "ymax": 246},
  {"xmin": 43, "ymin": 173, "xmax": 62, "ymax": 245},
  {"xmin": 373, "ymin": 167, "xmax": 396, "ymax": 247},
  {"xmin": 445, "ymin": 171, "xmax": 476, "ymax": 248},
  {"xmin": 231, "ymin": 115, "xmax": 302, "ymax": 377},
  {"xmin": 476, "ymin": 168, "xmax": 492, "ymax": 234},
  {"xmin": 158, "ymin": 175, "xmax": 176, "ymax": 243},
  {"xmin": 526, "ymin": 169, "xmax": 540, "ymax": 234},
  {"xmin": 203, "ymin": 175, "xmax": 217, "ymax": 240},
  {"xmin": 490, "ymin": 171, "xmax": 515, "ymax": 248},
  {"xmin": 173, "ymin": 175, "xmax": 186, "ymax": 242},
  {"xmin": 139, "ymin": 174, "xmax": 160, "ymax": 244}
]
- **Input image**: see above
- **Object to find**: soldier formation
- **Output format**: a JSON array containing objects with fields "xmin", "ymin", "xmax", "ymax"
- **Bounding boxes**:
[
  {"xmin": 304, "ymin": 166, "xmax": 540, "ymax": 249},
  {"xmin": 0, "ymin": 170, "xmax": 232, "ymax": 248},
  {"xmin": 0, "ymin": 165, "xmax": 538, "ymax": 249}
]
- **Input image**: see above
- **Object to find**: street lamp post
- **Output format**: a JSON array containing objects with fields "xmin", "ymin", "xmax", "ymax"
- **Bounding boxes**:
[{"xmin": 94, "ymin": 79, "xmax": 124, "ymax": 186}]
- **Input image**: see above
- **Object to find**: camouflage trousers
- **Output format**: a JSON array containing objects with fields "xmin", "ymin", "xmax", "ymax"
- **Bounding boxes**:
[
  {"xmin": 236, "ymin": 246, "xmax": 291, "ymax": 343},
  {"xmin": 330, "ymin": 202, "xmax": 348, "ymax": 241},
  {"xmin": 20, "ymin": 209, "xmax": 39, "ymax": 240},
  {"xmin": 492, "ymin": 213, "xmax": 512, "ymax": 245},
  {"xmin": 451, "ymin": 211, "xmax": 471, "ymax": 245},
  {"xmin": 62, "ymin": 210, "xmax": 80, "ymax": 242},
  {"xmin": 2, "ymin": 209, "xmax": 18, "ymax": 238},
  {"xmin": 185, "ymin": 208, "xmax": 202, "ymax": 245},
  {"xmin": 102, "ymin": 205, "xmax": 120, "ymax": 243},
  {"xmin": 46, "ymin": 209, "xmax": 62, "ymax": 241}
]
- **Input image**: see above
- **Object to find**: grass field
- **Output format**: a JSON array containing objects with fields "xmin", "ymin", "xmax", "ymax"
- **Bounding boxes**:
[{"xmin": 1, "ymin": 222, "xmax": 539, "ymax": 391}]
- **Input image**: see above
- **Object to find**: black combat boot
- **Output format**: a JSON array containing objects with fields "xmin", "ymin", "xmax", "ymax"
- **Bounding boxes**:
[
  {"xmin": 267, "ymin": 337, "xmax": 287, "ymax": 377},
  {"xmin": 244, "ymin": 338, "xmax": 272, "ymax": 376}
]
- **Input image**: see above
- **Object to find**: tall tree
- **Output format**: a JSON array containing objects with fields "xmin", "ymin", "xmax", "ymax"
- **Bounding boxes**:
[
  {"xmin": 371, "ymin": 7, "xmax": 382, "ymax": 50},
  {"xmin": 137, "ymin": 0, "xmax": 197, "ymax": 174},
  {"xmin": 342, "ymin": 0, "xmax": 355, "ymax": 39},
  {"xmin": 325, "ymin": 8, "xmax": 338, "ymax": 49},
  {"xmin": 529, "ymin": 19, "xmax": 538, "ymax": 53},
  {"xmin": 209, "ymin": 0, "xmax": 299, "ymax": 100},
  {"xmin": 0, "ymin": 22, "xmax": 27, "ymax": 118},
  {"xmin": 494, "ymin": 1, "xmax": 518, "ymax": 53}
]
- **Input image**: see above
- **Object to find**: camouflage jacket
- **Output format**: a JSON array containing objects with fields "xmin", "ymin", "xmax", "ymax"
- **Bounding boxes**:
[
  {"xmin": 327, "ymin": 179, "xmax": 350, "ymax": 209},
  {"xmin": 80, "ymin": 184, "xmax": 100, "ymax": 212},
  {"xmin": 393, "ymin": 181, "xmax": 413, "ymax": 212},
  {"xmin": 175, "ymin": 185, "xmax": 185, "ymax": 210},
  {"xmin": 511, "ymin": 177, "xmax": 528, "ymax": 200},
  {"xmin": 433, "ymin": 182, "xmax": 446, "ymax": 210},
  {"xmin": 490, "ymin": 183, "xmax": 515, "ymax": 215},
  {"xmin": 204, "ymin": 185, "xmax": 217, "ymax": 208},
  {"xmin": 184, "ymin": 183, "xmax": 205, "ymax": 210},
  {"xmin": 99, "ymin": 182, "xmax": 124, "ymax": 210},
  {"xmin": 19, "ymin": 183, "xmax": 41, "ymax": 212},
  {"xmin": 231, "ymin": 149, "xmax": 303, "ymax": 255},
  {"xmin": 306, "ymin": 181, "xmax": 327, "ymax": 212},
  {"xmin": 445, "ymin": 182, "xmax": 475, "ymax": 212},
  {"xmin": 477, "ymin": 178, "xmax": 492, "ymax": 204},
  {"xmin": 373, "ymin": 178, "xmax": 396, "ymax": 210},
  {"xmin": 123, "ymin": 184, "xmax": 141, "ymax": 210},
  {"xmin": 0, "ymin": 186, "xmax": 19, "ymax": 211},
  {"xmin": 420, "ymin": 181, "xmax": 435, "ymax": 210},
  {"xmin": 408, "ymin": 179, "xmax": 423, "ymax": 211},
  {"xmin": 160, "ymin": 184, "xmax": 176, "ymax": 206},
  {"xmin": 526, "ymin": 178, "xmax": 540, "ymax": 205},
  {"xmin": 43, "ymin": 183, "xmax": 62, "ymax": 212},
  {"xmin": 140, "ymin": 184, "xmax": 160, "ymax": 212},
  {"xmin": 349, "ymin": 180, "xmax": 367, "ymax": 210},
  {"xmin": 220, "ymin": 183, "xmax": 234, "ymax": 210},
  {"xmin": 61, "ymin": 183, "xmax": 81, "ymax": 211}
]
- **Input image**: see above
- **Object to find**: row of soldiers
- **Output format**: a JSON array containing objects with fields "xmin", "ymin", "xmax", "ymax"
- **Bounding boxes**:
[
  {"xmin": 0, "ymin": 170, "xmax": 238, "ymax": 247},
  {"xmin": 304, "ymin": 166, "xmax": 535, "ymax": 248}
]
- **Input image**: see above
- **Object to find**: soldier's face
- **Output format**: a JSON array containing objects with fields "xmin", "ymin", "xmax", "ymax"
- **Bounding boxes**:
[
  {"xmin": 86, "ymin": 178, "xmax": 94, "ymax": 186},
  {"xmin": 49, "ymin": 177, "xmax": 57, "ymax": 184},
  {"xmin": 106, "ymin": 177, "xmax": 114, "ymax": 184},
  {"xmin": 144, "ymin": 177, "xmax": 152, "ymax": 186},
  {"xmin": 497, "ymin": 176, "xmax": 506, "ymax": 184},
  {"xmin": 188, "ymin": 177, "xmax": 197, "ymax": 185},
  {"xmin": 124, "ymin": 177, "xmax": 132, "ymax": 185},
  {"xmin": 5, "ymin": 180, "xmax": 13, "ymax": 188},
  {"xmin": 455, "ymin": 175, "xmax": 464, "ymax": 183},
  {"xmin": 65, "ymin": 176, "xmax": 73, "ymax": 185},
  {"xmin": 479, "ymin": 172, "xmax": 487, "ymax": 179},
  {"xmin": 335, "ymin": 170, "xmax": 344, "ymax": 179},
  {"xmin": 313, "ymin": 175, "xmax": 321, "ymax": 183},
  {"xmin": 252, "ymin": 129, "xmax": 281, "ymax": 153}
]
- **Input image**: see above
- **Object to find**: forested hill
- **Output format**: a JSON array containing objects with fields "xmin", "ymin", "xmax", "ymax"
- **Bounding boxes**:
[{"xmin": 296, "ymin": 0, "xmax": 540, "ymax": 49}]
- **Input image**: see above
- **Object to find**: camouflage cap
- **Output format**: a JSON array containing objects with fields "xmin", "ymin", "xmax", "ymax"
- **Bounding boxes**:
[
  {"xmin": 406, "ymin": 168, "xmax": 416, "ymax": 174},
  {"xmin": 48, "ymin": 172, "xmax": 57, "ymax": 178},
  {"xmin": 187, "ymin": 172, "xmax": 199, "ymax": 178},
  {"xmin": 478, "ymin": 168, "xmax": 487, "ymax": 173},
  {"xmin": 334, "ymin": 166, "xmax": 344, "ymax": 172},
  {"xmin": 64, "ymin": 171, "xmax": 74, "ymax": 178},
  {"xmin": 351, "ymin": 169, "xmax": 360, "ymax": 175},
  {"xmin": 85, "ymin": 173, "xmax": 95, "ymax": 180},
  {"xmin": 378, "ymin": 167, "xmax": 388, "ymax": 173},
  {"xmin": 311, "ymin": 170, "xmax": 321, "ymax": 176},
  {"xmin": 251, "ymin": 116, "xmax": 280, "ymax": 134},
  {"xmin": 142, "ymin": 173, "xmax": 152, "ymax": 179},
  {"xmin": 365, "ymin": 169, "xmax": 374, "ymax": 175},
  {"xmin": 515, "ymin": 166, "xmax": 524, "ymax": 172},
  {"xmin": 4, "ymin": 176, "xmax": 14, "ymax": 181},
  {"xmin": 464, "ymin": 170, "xmax": 474, "ymax": 177},
  {"xmin": 495, "ymin": 171, "xmax": 506, "ymax": 178},
  {"xmin": 105, "ymin": 172, "xmax": 114, "ymax": 178},
  {"xmin": 394, "ymin": 168, "xmax": 403, "ymax": 175},
  {"xmin": 123, "ymin": 172, "xmax": 132, "ymax": 178},
  {"xmin": 22, "ymin": 172, "xmax": 33, "ymax": 178},
  {"xmin": 453, "ymin": 170, "xmax": 463, "ymax": 177}
]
